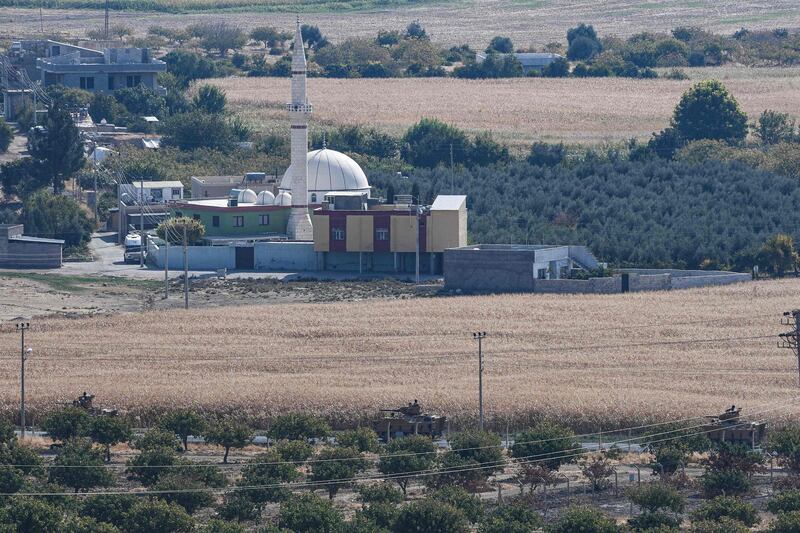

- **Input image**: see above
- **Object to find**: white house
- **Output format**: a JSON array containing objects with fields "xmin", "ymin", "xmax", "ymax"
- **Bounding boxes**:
[{"xmin": 119, "ymin": 180, "xmax": 184, "ymax": 205}]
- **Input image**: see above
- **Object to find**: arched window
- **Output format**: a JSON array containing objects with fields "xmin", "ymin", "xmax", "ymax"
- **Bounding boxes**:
[{"xmin": 310, "ymin": 193, "xmax": 317, "ymax": 203}]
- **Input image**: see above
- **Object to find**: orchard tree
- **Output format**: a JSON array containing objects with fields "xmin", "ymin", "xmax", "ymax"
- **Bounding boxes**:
[
  {"xmin": 161, "ymin": 409, "xmax": 206, "ymax": 451},
  {"xmin": 310, "ymin": 446, "xmax": 368, "ymax": 499},
  {"xmin": 511, "ymin": 421, "xmax": 581, "ymax": 472},
  {"xmin": 548, "ymin": 505, "xmax": 619, "ymax": 533},
  {"xmin": 49, "ymin": 438, "xmax": 114, "ymax": 493},
  {"xmin": 41, "ymin": 406, "xmax": 90, "ymax": 443},
  {"xmin": 3, "ymin": 497, "xmax": 63, "ymax": 533},
  {"xmin": 378, "ymin": 435, "xmax": 436, "ymax": 496},
  {"xmin": 337, "ymin": 427, "xmax": 380, "ymax": 453},
  {"xmin": 754, "ymin": 110, "xmax": 796, "ymax": 145},
  {"xmin": 758, "ymin": 233, "xmax": 798, "ymax": 276},
  {"xmin": 392, "ymin": 498, "xmax": 470, "ymax": 533},
  {"xmin": 278, "ymin": 493, "xmax": 345, "ymax": 532},
  {"xmin": 152, "ymin": 473, "xmax": 214, "ymax": 514},
  {"xmin": 88, "ymin": 416, "xmax": 132, "ymax": 461},
  {"xmin": 123, "ymin": 499, "xmax": 194, "ymax": 533},
  {"xmin": 671, "ymin": 80, "xmax": 748, "ymax": 144},
  {"xmin": 203, "ymin": 418, "xmax": 252, "ymax": 463},
  {"xmin": 269, "ymin": 413, "xmax": 330, "ymax": 441},
  {"xmin": 238, "ymin": 450, "xmax": 300, "ymax": 504}
]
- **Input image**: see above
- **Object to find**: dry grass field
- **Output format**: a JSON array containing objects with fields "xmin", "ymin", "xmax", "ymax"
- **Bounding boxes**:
[
  {"xmin": 213, "ymin": 67, "xmax": 800, "ymax": 145},
  {"xmin": 0, "ymin": 278, "xmax": 798, "ymax": 432},
  {"xmin": 1, "ymin": 0, "xmax": 799, "ymax": 47}
]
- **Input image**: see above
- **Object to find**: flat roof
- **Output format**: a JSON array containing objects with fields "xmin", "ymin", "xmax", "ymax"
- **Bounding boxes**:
[
  {"xmin": 130, "ymin": 181, "xmax": 184, "ymax": 189},
  {"xmin": 9, "ymin": 236, "xmax": 65, "ymax": 245},
  {"xmin": 431, "ymin": 195, "xmax": 467, "ymax": 211}
]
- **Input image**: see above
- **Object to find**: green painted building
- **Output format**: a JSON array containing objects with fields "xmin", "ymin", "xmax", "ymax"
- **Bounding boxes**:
[{"xmin": 171, "ymin": 197, "xmax": 291, "ymax": 242}]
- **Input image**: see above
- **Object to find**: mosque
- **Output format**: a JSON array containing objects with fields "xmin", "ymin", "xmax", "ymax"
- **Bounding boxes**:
[{"xmin": 166, "ymin": 21, "xmax": 466, "ymax": 273}]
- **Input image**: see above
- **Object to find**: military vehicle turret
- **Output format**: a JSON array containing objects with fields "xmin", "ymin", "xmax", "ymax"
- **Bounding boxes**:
[{"xmin": 371, "ymin": 400, "xmax": 446, "ymax": 442}]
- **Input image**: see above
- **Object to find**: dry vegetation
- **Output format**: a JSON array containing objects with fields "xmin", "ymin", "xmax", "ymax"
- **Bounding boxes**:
[
  {"xmin": 0, "ymin": 278, "xmax": 797, "ymax": 431},
  {"xmin": 213, "ymin": 67, "xmax": 800, "ymax": 145},
  {"xmin": 1, "ymin": 0, "xmax": 800, "ymax": 46}
]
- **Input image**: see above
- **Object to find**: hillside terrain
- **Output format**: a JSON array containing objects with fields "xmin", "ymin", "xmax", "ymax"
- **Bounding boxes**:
[
  {"xmin": 1, "ymin": 0, "xmax": 799, "ymax": 46},
  {"xmin": 0, "ymin": 277, "xmax": 794, "ymax": 430}
]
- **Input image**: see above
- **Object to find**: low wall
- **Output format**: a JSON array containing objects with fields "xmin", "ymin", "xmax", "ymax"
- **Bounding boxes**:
[
  {"xmin": 254, "ymin": 242, "xmax": 317, "ymax": 271},
  {"xmin": 671, "ymin": 272, "xmax": 751, "ymax": 290},
  {"xmin": 149, "ymin": 243, "xmax": 235, "ymax": 270},
  {"xmin": 532, "ymin": 276, "xmax": 622, "ymax": 294},
  {"xmin": 628, "ymin": 273, "xmax": 671, "ymax": 292}
]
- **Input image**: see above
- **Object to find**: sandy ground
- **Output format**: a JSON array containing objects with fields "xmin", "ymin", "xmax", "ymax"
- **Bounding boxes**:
[{"xmin": 1, "ymin": 0, "xmax": 799, "ymax": 48}]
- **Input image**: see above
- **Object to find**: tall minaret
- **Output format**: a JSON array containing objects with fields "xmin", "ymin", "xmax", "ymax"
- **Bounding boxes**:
[{"xmin": 285, "ymin": 18, "xmax": 314, "ymax": 241}]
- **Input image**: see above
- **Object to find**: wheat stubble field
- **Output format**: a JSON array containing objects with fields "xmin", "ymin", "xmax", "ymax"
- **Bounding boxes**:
[
  {"xmin": 0, "ymin": 278, "xmax": 797, "ymax": 431},
  {"xmin": 213, "ymin": 67, "xmax": 800, "ymax": 145}
]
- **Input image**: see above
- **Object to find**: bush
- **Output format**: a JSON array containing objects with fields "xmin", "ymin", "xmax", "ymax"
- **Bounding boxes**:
[
  {"xmin": 691, "ymin": 496, "xmax": 758, "ymax": 527},
  {"xmin": 193, "ymin": 85, "xmax": 226, "ymax": 114},
  {"xmin": 216, "ymin": 492, "xmax": 260, "ymax": 522},
  {"xmin": 627, "ymin": 510, "xmax": 681, "ymax": 531},
  {"xmin": 546, "ymin": 505, "xmax": 619, "ymax": 533},
  {"xmin": 701, "ymin": 469, "xmax": 751, "ymax": 497},
  {"xmin": 87, "ymin": 416, "xmax": 132, "ymax": 462},
  {"xmin": 60, "ymin": 515, "xmax": 121, "ymax": 533},
  {"xmin": 238, "ymin": 450, "xmax": 299, "ymax": 503},
  {"xmin": 769, "ymin": 489, "xmax": 800, "ymax": 514},
  {"xmin": 392, "ymin": 498, "xmax": 470, "ymax": 533},
  {"xmin": 690, "ymin": 517, "xmax": 750, "ymax": 533},
  {"xmin": 3, "ymin": 497, "xmax": 63, "ymax": 533},
  {"xmin": 122, "ymin": 499, "xmax": 194, "ymax": 533},
  {"xmin": 203, "ymin": 418, "xmax": 251, "ymax": 463},
  {"xmin": 627, "ymin": 483, "xmax": 685, "ymax": 513},
  {"xmin": 337, "ymin": 427, "xmax": 380, "ymax": 453},
  {"xmin": 768, "ymin": 511, "xmax": 800, "ymax": 533},
  {"xmin": 81, "ymin": 495, "xmax": 138, "ymax": 528},
  {"xmin": 401, "ymin": 118, "xmax": 471, "ymax": 168},
  {"xmin": 581, "ymin": 456, "xmax": 615, "ymax": 491},
  {"xmin": 278, "ymin": 493, "xmax": 344, "ymax": 533},
  {"xmin": 161, "ymin": 111, "xmax": 236, "ymax": 151},
  {"xmin": 21, "ymin": 191, "xmax": 94, "ymax": 247},
  {"xmin": 0, "ymin": 118, "xmax": 13, "ymax": 153},
  {"xmin": 477, "ymin": 501, "xmax": 543, "ymax": 533},
  {"xmin": 269, "ymin": 413, "xmax": 330, "ymax": 441},
  {"xmin": 201, "ymin": 519, "xmax": 246, "ymax": 533},
  {"xmin": 49, "ymin": 438, "xmax": 114, "ymax": 493},
  {"xmin": 767, "ymin": 426, "xmax": 800, "ymax": 473},
  {"xmin": 132, "ymin": 428, "xmax": 182, "ymax": 452},
  {"xmin": 126, "ymin": 447, "xmax": 181, "ymax": 486},
  {"xmin": 151, "ymin": 473, "xmax": 214, "ymax": 514},
  {"xmin": 528, "ymin": 142, "xmax": 566, "ymax": 167},
  {"xmin": 310, "ymin": 446, "xmax": 368, "ymax": 499}
]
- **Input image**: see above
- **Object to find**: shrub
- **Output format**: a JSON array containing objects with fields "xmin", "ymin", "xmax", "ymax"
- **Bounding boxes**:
[
  {"xmin": 768, "ymin": 511, "xmax": 800, "ymax": 533},
  {"xmin": 216, "ymin": 493, "xmax": 260, "ymax": 522},
  {"xmin": 132, "ymin": 428, "xmax": 182, "ymax": 452},
  {"xmin": 392, "ymin": 498, "xmax": 470, "ymax": 533},
  {"xmin": 337, "ymin": 427, "xmax": 380, "ymax": 453},
  {"xmin": 768, "ymin": 489, "xmax": 800, "ymax": 514},
  {"xmin": 690, "ymin": 517, "xmax": 750, "ymax": 533},
  {"xmin": 87, "ymin": 416, "xmax": 132, "ymax": 462},
  {"xmin": 581, "ymin": 456, "xmax": 615, "ymax": 492},
  {"xmin": 201, "ymin": 519, "xmax": 246, "ymax": 533},
  {"xmin": 627, "ymin": 483, "xmax": 685, "ymax": 513},
  {"xmin": 161, "ymin": 111, "xmax": 236, "ymax": 151},
  {"xmin": 193, "ymin": 85, "xmax": 226, "ymax": 114},
  {"xmin": 477, "ymin": 501, "xmax": 543, "ymax": 533},
  {"xmin": 528, "ymin": 142, "xmax": 566, "ymax": 167},
  {"xmin": 767, "ymin": 426, "xmax": 800, "ymax": 473},
  {"xmin": 152, "ymin": 473, "xmax": 214, "ymax": 514},
  {"xmin": 278, "ymin": 493, "xmax": 344, "ymax": 533},
  {"xmin": 691, "ymin": 496, "xmax": 758, "ymax": 527},
  {"xmin": 3, "ymin": 497, "xmax": 63, "ymax": 533},
  {"xmin": 701, "ymin": 469, "xmax": 751, "ymax": 497},
  {"xmin": 122, "ymin": 499, "xmax": 194, "ymax": 533},
  {"xmin": 238, "ymin": 450, "xmax": 299, "ymax": 503},
  {"xmin": 126, "ymin": 447, "xmax": 181, "ymax": 486},
  {"xmin": 546, "ymin": 505, "xmax": 619, "ymax": 533},
  {"xmin": 269, "ymin": 413, "xmax": 330, "ymax": 441},
  {"xmin": 360, "ymin": 502, "xmax": 400, "ymax": 530},
  {"xmin": 60, "ymin": 515, "xmax": 121, "ymax": 533},
  {"xmin": 401, "ymin": 118, "xmax": 471, "ymax": 168},
  {"xmin": 0, "ymin": 118, "xmax": 13, "ymax": 153},
  {"xmin": 627, "ymin": 510, "xmax": 681, "ymax": 531}
]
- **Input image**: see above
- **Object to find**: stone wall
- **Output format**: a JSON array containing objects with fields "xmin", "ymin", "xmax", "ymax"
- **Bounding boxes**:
[
  {"xmin": 444, "ymin": 247, "xmax": 537, "ymax": 292},
  {"xmin": 628, "ymin": 273, "xmax": 671, "ymax": 292},
  {"xmin": 671, "ymin": 272, "xmax": 751, "ymax": 289},
  {"xmin": 0, "ymin": 241, "xmax": 62, "ymax": 268}
]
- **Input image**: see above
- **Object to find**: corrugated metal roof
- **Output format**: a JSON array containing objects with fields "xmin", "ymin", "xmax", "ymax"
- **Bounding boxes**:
[
  {"xmin": 9, "ymin": 236, "xmax": 65, "ymax": 244},
  {"xmin": 131, "ymin": 180, "xmax": 183, "ymax": 189}
]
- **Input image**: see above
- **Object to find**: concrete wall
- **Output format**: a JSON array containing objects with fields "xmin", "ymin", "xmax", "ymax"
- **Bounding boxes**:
[
  {"xmin": 532, "ymin": 276, "xmax": 622, "ymax": 294},
  {"xmin": 628, "ymin": 273, "xmax": 671, "ymax": 292},
  {"xmin": 0, "ymin": 241, "xmax": 63, "ymax": 268},
  {"xmin": 254, "ymin": 242, "xmax": 317, "ymax": 271},
  {"xmin": 671, "ymin": 272, "xmax": 751, "ymax": 289},
  {"xmin": 150, "ymin": 242, "xmax": 235, "ymax": 270},
  {"xmin": 444, "ymin": 247, "xmax": 537, "ymax": 291}
]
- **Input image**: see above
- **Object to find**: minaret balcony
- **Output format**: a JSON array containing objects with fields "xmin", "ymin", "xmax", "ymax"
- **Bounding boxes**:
[{"xmin": 286, "ymin": 103, "xmax": 313, "ymax": 114}]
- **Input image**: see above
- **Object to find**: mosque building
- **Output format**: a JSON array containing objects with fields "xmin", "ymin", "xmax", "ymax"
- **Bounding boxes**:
[{"xmin": 167, "ymin": 21, "xmax": 466, "ymax": 273}]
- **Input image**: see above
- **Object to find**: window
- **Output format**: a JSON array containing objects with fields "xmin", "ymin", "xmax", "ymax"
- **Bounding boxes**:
[
  {"xmin": 310, "ymin": 193, "xmax": 317, "ymax": 203},
  {"xmin": 79, "ymin": 77, "xmax": 94, "ymax": 90},
  {"xmin": 212, "ymin": 216, "xmax": 220, "ymax": 228},
  {"xmin": 51, "ymin": 45, "xmax": 60, "ymax": 56},
  {"xmin": 332, "ymin": 228, "xmax": 345, "ymax": 241},
  {"xmin": 537, "ymin": 268, "xmax": 547, "ymax": 280},
  {"xmin": 126, "ymin": 75, "xmax": 142, "ymax": 88},
  {"xmin": 193, "ymin": 214, "xmax": 201, "ymax": 221},
  {"xmin": 233, "ymin": 216, "xmax": 244, "ymax": 227},
  {"xmin": 171, "ymin": 188, "xmax": 181, "ymax": 198},
  {"xmin": 175, "ymin": 211, "xmax": 183, "ymax": 218},
  {"xmin": 375, "ymin": 228, "xmax": 389, "ymax": 241},
  {"xmin": 108, "ymin": 76, "xmax": 114, "ymax": 90},
  {"xmin": 150, "ymin": 189, "xmax": 163, "ymax": 200},
  {"xmin": 259, "ymin": 214, "xmax": 270, "ymax": 226}
]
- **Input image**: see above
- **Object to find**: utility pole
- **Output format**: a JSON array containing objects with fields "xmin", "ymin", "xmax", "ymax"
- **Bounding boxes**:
[
  {"xmin": 473, "ymin": 332, "xmax": 487, "ymax": 431},
  {"xmin": 93, "ymin": 171, "xmax": 98, "ymax": 224},
  {"xmin": 16, "ymin": 322, "xmax": 30, "ymax": 439},
  {"xmin": 139, "ymin": 180, "xmax": 145, "ymax": 268},
  {"xmin": 104, "ymin": 0, "xmax": 110, "ymax": 40},
  {"xmin": 415, "ymin": 204, "xmax": 420, "ymax": 285},
  {"xmin": 183, "ymin": 225, "xmax": 189, "ymax": 310},
  {"xmin": 163, "ymin": 238, "xmax": 169, "ymax": 299},
  {"xmin": 779, "ymin": 310, "xmax": 800, "ymax": 386},
  {"xmin": 449, "ymin": 143, "xmax": 454, "ymax": 193}
]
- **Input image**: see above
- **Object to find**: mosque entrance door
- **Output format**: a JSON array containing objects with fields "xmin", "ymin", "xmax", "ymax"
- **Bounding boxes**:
[{"xmin": 235, "ymin": 246, "xmax": 254, "ymax": 270}]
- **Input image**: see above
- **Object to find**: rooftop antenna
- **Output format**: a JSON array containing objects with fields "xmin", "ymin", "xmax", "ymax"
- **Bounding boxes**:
[{"xmin": 104, "ymin": 0, "xmax": 110, "ymax": 40}]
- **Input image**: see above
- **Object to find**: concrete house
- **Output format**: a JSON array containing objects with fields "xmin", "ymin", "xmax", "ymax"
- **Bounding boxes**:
[
  {"xmin": 116, "ymin": 181, "xmax": 183, "ymax": 243},
  {"xmin": 0, "ymin": 224, "xmax": 64, "ymax": 268},
  {"xmin": 35, "ymin": 45, "xmax": 166, "ymax": 95}
]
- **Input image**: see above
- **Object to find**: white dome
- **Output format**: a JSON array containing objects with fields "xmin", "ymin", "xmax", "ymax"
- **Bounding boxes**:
[
  {"xmin": 238, "ymin": 188, "xmax": 258, "ymax": 204},
  {"xmin": 280, "ymin": 149, "xmax": 370, "ymax": 203},
  {"xmin": 256, "ymin": 190, "xmax": 275, "ymax": 205},
  {"xmin": 274, "ymin": 191, "xmax": 292, "ymax": 206}
]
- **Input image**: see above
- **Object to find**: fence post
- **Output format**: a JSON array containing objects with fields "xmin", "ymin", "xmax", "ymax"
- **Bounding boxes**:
[{"xmin": 614, "ymin": 470, "xmax": 618, "ymax": 497}]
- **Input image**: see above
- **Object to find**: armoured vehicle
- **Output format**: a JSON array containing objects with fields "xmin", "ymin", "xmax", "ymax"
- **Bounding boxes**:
[
  {"xmin": 371, "ymin": 400, "xmax": 447, "ymax": 442},
  {"xmin": 703, "ymin": 406, "xmax": 766, "ymax": 447},
  {"xmin": 69, "ymin": 392, "xmax": 118, "ymax": 417}
]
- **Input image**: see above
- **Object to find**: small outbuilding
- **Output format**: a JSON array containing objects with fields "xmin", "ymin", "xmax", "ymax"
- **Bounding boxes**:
[{"xmin": 0, "ymin": 224, "xmax": 64, "ymax": 268}]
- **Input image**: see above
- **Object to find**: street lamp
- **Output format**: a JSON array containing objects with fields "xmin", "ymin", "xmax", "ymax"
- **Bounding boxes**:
[
  {"xmin": 408, "ymin": 197, "xmax": 427, "ymax": 285},
  {"xmin": 16, "ymin": 322, "xmax": 31, "ymax": 439},
  {"xmin": 472, "ymin": 332, "xmax": 487, "ymax": 431}
]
